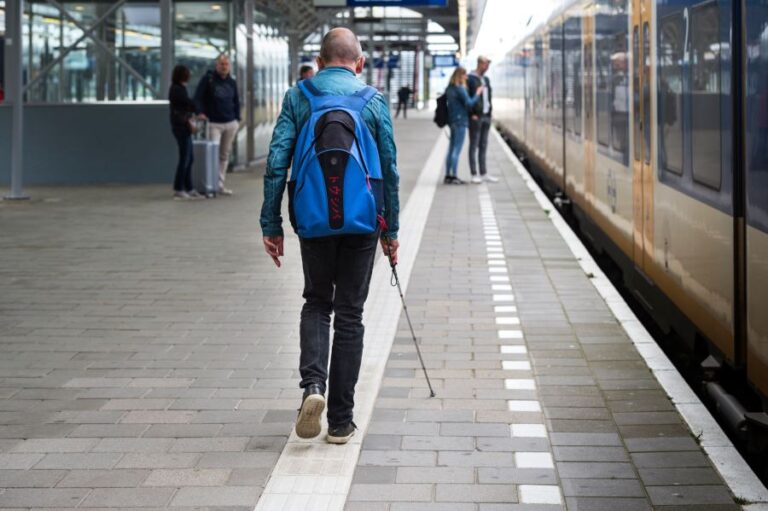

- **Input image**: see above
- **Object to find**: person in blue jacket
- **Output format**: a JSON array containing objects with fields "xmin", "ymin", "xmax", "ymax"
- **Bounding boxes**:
[{"xmin": 444, "ymin": 66, "xmax": 483, "ymax": 184}]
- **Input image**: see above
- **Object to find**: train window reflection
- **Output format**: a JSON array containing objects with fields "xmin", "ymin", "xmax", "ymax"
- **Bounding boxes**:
[
  {"xmin": 659, "ymin": 13, "xmax": 684, "ymax": 175},
  {"xmin": 633, "ymin": 25, "xmax": 640, "ymax": 162},
  {"xmin": 643, "ymin": 22, "xmax": 651, "ymax": 165},
  {"xmin": 564, "ymin": 17, "xmax": 582, "ymax": 137},
  {"xmin": 550, "ymin": 27, "xmax": 564, "ymax": 129},
  {"xmin": 691, "ymin": 2, "xmax": 722, "ymax": 190},
  {"xmin": 595, "ymin": 9, "xmax": 629, "ymax": 164}
]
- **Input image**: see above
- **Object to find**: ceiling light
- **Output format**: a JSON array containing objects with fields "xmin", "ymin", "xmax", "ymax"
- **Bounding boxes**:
[
  {"xmin": 74, "ymin": 5, "xmax": 85, "ymax": 11},
  {"xmin": 211, "ymin": 4, "xmax": 222, "ymax": 11}
]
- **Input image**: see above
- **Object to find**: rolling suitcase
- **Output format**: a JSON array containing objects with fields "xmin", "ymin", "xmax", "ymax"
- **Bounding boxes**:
[{"xmin": 192, "ymin": 122, "xmax": 220, "ymax": 198}]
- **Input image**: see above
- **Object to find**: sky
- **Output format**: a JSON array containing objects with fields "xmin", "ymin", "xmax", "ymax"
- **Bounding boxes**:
[{"xmin": 469, "ymin": 0, "xmax": 565, "ymax": 61}]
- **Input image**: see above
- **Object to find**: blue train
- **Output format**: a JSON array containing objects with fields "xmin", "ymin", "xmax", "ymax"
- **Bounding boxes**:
[{"xmin": 492, "ymin": 0, "xmax": 768, "ymax": 451}]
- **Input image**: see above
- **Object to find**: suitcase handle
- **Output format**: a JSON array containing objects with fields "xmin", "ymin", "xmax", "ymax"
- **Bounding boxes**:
[{"xmin": 193, "ymin": 119, "xmax": 210, "ymax": 141}]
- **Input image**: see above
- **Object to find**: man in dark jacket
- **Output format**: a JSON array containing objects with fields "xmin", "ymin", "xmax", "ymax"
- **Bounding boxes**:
[
  {"xmin": 395, "ymin": 85, "xmax": 412, "ymax": 119},
  {"xmin": 194, "ymin": 54, "xmax": 241, "ymax": 196},
  {"xmin": 467, "ymin": 56, "xmax": 499, "ymax": 183}
]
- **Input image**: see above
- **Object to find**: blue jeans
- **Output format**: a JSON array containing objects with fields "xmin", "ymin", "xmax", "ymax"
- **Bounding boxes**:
[
  {"xmin": 172, "ymin": 128, "xmax": 194, "ymax": 192},
  {"xmin": 445, "ymin": 122, "xmax": 467, "ymax": 177},
  {"xmin": 298, "ymin": 231, "xmax": 379, "ymax": 427}
]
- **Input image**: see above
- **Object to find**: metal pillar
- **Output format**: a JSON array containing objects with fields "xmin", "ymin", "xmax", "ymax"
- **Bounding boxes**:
[
  {"xmin": 244, "ymin": 0, "xmax": 255, "ymax": 163},
  {"xmin": 159, "ymin": 0, "xmax": 173, "ymax": 99},
  {"xmin": 5, "ymin": 0, "xmax": 29, "ymax": 200}
]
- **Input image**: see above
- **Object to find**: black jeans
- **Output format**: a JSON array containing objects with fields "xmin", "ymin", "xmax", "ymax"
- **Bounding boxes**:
[
  {"xmin": 468, "ymin": 115, "xmax": 491, "ymax": 176},
  {"xmin": 395, "ymin": 100, "xmax": 408, "ymax": 118},
  {"xmin": 298, "ymin": 231, "xmax": 379, "ymax": 427},
  {"xmin": 172, "ymin": 128, "xmax": 194, "ymax": 192}
]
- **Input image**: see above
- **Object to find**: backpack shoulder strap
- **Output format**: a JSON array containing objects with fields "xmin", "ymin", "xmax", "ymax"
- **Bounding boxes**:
[
  {"xmin": 353, "ymin": 85, "xmax": 378, "ymax": 106},
  {"xmin": 297, "ymin": 79, "xmax": 324, "ymax": 111}
]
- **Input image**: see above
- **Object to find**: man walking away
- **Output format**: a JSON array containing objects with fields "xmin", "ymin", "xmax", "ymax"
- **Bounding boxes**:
[
  {"xmin": 260, "ymin": 27, "xmax": 400, "ymax": 444},
  {"xmin": 467, "ymin": 56, "xmax": 499, "ymax": 184},
  {"xmin": 194, "ymin": 54, "xmax": 240, "ymax": 196},
  {"xmin": 298, "ymin": 64, "xmax": 315, "ymax": 82},
  {"xmin": 395, "ymin": 85, "xmax": 412, "ymax": 119}
]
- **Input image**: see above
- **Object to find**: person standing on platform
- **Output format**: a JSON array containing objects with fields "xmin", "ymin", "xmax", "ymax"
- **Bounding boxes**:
[
  {"xmin": 395, "ymin": 85, "xmax": 412, "ymax": 119},
  {"xmin": 444, "ymin": 66, "xmax": 483, "ymax": 184},
  {"xmin": 168, "ymin": 65, "xmax": 203, "ymax": 200},
  {"xmin": 467, "ymin": 56, "xmax": 499, "ymax": 183},
  {"xmin": 299, "ymin": 64, "xmax": 315, "ymax": 82},
  {"xmin": 194, "ymin": 54, "xmax": 240, "ymax": 196},
  {"xmin": 260, "ymin": 27, "xmax": 400, "ymax": 445}
]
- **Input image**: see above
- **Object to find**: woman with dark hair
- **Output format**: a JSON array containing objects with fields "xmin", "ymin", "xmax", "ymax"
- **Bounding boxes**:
[
  {"xmin": 444, "ymin": 66, "xmax": 483, "ymax": 184},
  {"xmin": 169, "ymin": 64, "xmax": 202, "ymax": 199}
]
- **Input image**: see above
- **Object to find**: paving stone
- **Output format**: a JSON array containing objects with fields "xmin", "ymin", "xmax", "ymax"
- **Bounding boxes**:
[
  {"xmin": 0, "ymin": 469, "xmax": 67, "ymax": 488},
  {"xmin": 34, "ymin": 453, "xmax": 122, "ymax": 470},
  {"xmin": 363, "ymin": 435, "xmax": 403, "ymax": 450},
  {"xmin": 556, "ymin": 462, "xmax": 637, "ymax": 479},
  {"xmin": 0, "ymin": 489, "xmax": 89, "ymax": 508},
  {"xmin": 80, "ymin": 488, "xmax": 176, "ymax": 507},
  {"xmin": 57, "ymin": 469, "xmax": 150, "ymax": 488},
  {"xmin": 348, "ymin": 484, "xmax": 432, "ymax": 501},
  {"xmin": 142, "ymin": 468, "xmax": 230, "ymax": 486},
  {"xmin": 552, "ymin": 446, "xmax": 628, "ymax": 462},
  {"xmin": 170, "ymin": 486, "xmax": 261, "ymax": 506},
  {"xmin": 358, "ymin": 450, "xmax": 437, "ymax": 467},
  {"xmin": 226, "ymin": 468, "xmax": 271, "ymax": 486},
  {"xmin": 438, "ymin": 452, "xmax": 514, "ymax": 467},
  {"xmin": 436, "ymin": 484, "xmax": 518, "ymax": 503},
  {"xmin": 0, "ymin": 453, "xmax": 46, "ymax": 469},
  {"xmin": 637, "ymin": 467, "xmax": 724, "ymax": 486},
  {"xmin": 353, "ymin": 466, "xmax": 398, "ymax": 484},
  {"xmin": 564, "ymin": 497, "xmax": 651, "ymax": 511},
  {"xmin": 390, "ymin": 505, "xmax": 476, "ymax": 511},
  {"xmin": 197, "ymin": 452, "xmax": 279, "ymax": 469},
  {"xmin": 646, "ymin": 485, "xmax": 736, "ymax": 506},
  {"xmin": 396, "ymin": 467, "xmax": 475, "ymax": 484},
  {"xmin": 116, "ymin": 453, "xmax": 200, "ymax": 469},
  {"xmin": 561, "ymin": 478, "xmax": 645, "ymax": 497},
  {"xmin": 477, "ymin": 468, "xmax": 558, "ymax": 485}
]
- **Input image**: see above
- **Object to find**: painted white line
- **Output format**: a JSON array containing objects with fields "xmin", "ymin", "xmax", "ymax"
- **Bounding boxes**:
[
  {"xmin": 498, "ymin": 330, "xmax": 523, "ymax": 339},
  {"xmin": 504, "ymin": 378, "xmax": 536, "ymax": 390},
  {"xmin": 519, "ymin": 485, "xmax": 562, "ymax": 505},
  {"xmin": 501, "ymin": 345, "xmax": 527, "ymax": 354},
  {"xmin": 254, "ymin": 130, "xmax": 450, "ymax": 511},
  {"xmin": 511, "ymin": 424, "xmax": 548, "ymax": 438},
  {"xmin": 492, "ymin": 127, "xmax": 768, "ymax": 504},
  {"xmin": 502, "ymin": 360, "xmax": 532, "ymax": 371},
  {"xmin": 508, "ymin": 400, "xmax": 542, "ymax": 412},
  {"xmin": 515, "ymin": 452, "xmax": 554, "ymax": 469},
  {"xmin": 494, "ymin": 305, "xmax": 517, "ymax": 313}
]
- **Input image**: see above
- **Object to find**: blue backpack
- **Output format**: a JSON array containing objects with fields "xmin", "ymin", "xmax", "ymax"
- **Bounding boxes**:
[{"xmin": 287, "ymin": 79, "xmax": 384, "ymax": 238}]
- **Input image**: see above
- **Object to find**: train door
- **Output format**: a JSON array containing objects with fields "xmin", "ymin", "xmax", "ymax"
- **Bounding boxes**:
[
  {"xmin": 583, "ymin": 10, "xmax": 595, "ymax": 213},
  {"xmin": 631, "ymin": 0, "xmax": 654, "ymax": 268}
]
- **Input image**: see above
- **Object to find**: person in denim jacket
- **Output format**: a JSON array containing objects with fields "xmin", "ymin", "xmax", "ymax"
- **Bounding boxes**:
[{"xmin": 444, "ymin": 66, "xmax": 483, "ymax": 184}]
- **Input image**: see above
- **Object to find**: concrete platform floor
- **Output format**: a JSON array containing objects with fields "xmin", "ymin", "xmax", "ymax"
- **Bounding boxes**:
[{"xmin": 0, "ymin": 112, "xmax": 753, "ymax": 511}]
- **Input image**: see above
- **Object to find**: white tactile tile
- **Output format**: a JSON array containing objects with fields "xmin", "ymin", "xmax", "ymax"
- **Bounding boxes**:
[
  {"xmin": 498, "ymin": 330, "xmax": 523, "ymax": 339},
  {"xmin": 495, "ymin": 317, "xmax": 519, "ymax": 325},
  {"xmin": 515, "ymin": 452, "xmax": 554, "ymax": 469},
  {"xmin": 489, "ymin": 267, "xmax": 508, "ymax": 274},
  {"xmin": 487, "ymin": 247, "xmax": 503, "ymax": 252},
  {"xmin": 502, "ymin": 360, "xmax": 532, "ymax": 371},
  {"xmin": 487, "ymin": 253, "xmax": 505, "ymax": 259},
  {"xmin": 492, "ymin": 294, "xmax": 514, "ymax": 302},
  {"xmin": 507, "ymin": 400, "xmax": 542, "ymax": 412},
  {"xmin": 487, "ymin": 260, "xmax": 507, "ymax": 266},
  {"xmin": 504, "ymin": 379, "xmax": 536, "ymax": 390},
  {"xmin": 490, "ymin": 276, "xmax": 509, "ymax": 282},
  {"xmin": 494, "ymin": 305, "xmax": 517, "ymax": 313},
  {"xmin": 254, "ymin": 128, "xmax": 450, "ymax": 511},
  {"xmin": 492, "ymin": 284, "xmax": 513, "ymax": 291},
  {"xmin": 511, "ymin": 424, "xmax": 548, "ymax": 438},
  {"xmin": 519, "ymin": 485, "xmax": 562, "ymax": 505},
  {"xmin": 500, "ymin": 345, "xmax": 527, "ymax": 354}
]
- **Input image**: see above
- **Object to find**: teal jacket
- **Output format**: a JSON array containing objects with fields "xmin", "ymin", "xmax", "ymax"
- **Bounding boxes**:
[{"xmin": 260, "ymin": 67, "xmax": 400, "ymax": 239}]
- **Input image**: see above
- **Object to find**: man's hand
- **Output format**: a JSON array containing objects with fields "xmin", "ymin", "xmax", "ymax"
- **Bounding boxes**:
[
  {"xmin": 263, "ymin": 236, "xmax": 284, "ymax": 268},
  {"xmin": 197, "ymin": 113, "xmax": 208, "ymax": 121},
  {"xmin": 380, "ymin": 238, "xmax": 400, "ymax": 266}
]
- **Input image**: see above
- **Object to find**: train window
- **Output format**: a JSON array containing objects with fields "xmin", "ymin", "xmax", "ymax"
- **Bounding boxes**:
[
  {"xmin": 596, "ymin": 9, "xmax": 629, "ymax": 164},
  {"xmin": 550, "ymin": 27, "xmax": 564, "ymax": 129},
  {"xmin": 633, "ymin": 26, "xmax": 641, "ymax": 162},
  {"xmin": 565, "ymin": 17, "xmax": 582, "ymax": 136},
  {"xmin": 690, "ymin": 2, "xmax": 722, "ymax": 190},
  {"xmin": 643, "ymin": 22, "xmax": 651, "ymax": 165},
  {"xmin": 596, "ymin": 29, "xmax": 612, "ymax": 148},
  {"xmin": 658, "ymin": 13, "xmax": 684, "ymax": 175},
  {"xmin": 611, "ymin": 31, "xmax": 630, "ymax": 160}
]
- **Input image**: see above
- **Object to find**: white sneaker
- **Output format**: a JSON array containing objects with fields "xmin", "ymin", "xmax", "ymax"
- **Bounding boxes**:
[
  {"xmin": 471, "ymin": 176, "xmax": 483, "ymax": 184},
  {"xmin": 173, "ymin": 191, "xmax": 190, "ymax": 200},
  {"xmin": 186, "ymin": 190, "xmax": 205, "ymax": 199},
  {"xmin": 483, "ymin": 175, "xmax": 499, "ymax": 183},
  {"xmin": 219, "ymin": 187, "xmax": 233, "ymax": 196}
]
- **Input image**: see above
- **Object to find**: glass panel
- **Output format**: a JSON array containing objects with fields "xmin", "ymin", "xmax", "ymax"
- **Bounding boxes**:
[
  {"xmin": 596, "ymin": 27, "xmax": 611, "ymax": 147},
  {"xmin": 643, "ymin": 22, "xmax": 651, "ymax": 165},
  {"xmin": 175, "ymin": 1, "xmax": 230, "ymax": 93},
  {"xmin": 690, "ymin": 2, "xmax": 722, "ymax": 190},
  {"xmin": 549, "ymin": 26, "xmax": 563, "ymax": 128},
  {"xmin": 633, "ymin": 25, "xmax": 640, "ymax": 161},
  {"xmin": 584, "ymin": 41, "xmax": 594, "ymax": 140},
  {"xmin": 658, "ymin": 12, "xmax": 684, "ymax": 174},
  {"xmin": 565, "ymin": 17, "xmax": 582, "ymax": 136},
  {"xmin": 745, "ymin": 0, "xmax": 768, "ymax": 231},
  {"xmin": 534, "ymin": 37, "xmax": 543, "ymax": 120},
  {"xmin": 24, "ymin": 1, "xmax": 161, "ymax": 103},
  {"xmin": 611, "ymin": 28, "xmax": 629, "ymax": 161}
]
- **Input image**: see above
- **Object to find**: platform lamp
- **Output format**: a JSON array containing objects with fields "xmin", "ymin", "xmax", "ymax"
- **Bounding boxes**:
[{"xmin": 5, "ymin": 0, "xmax": 30, "ymax": 200}]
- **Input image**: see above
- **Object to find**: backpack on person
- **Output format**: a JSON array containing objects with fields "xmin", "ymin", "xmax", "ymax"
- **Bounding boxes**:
[
  {"xmin": 434, "ymin": 92, "xmax": 449, "ymax": 128},
  {"xmin": 288, "ymin": 79, "xmax": 384, "ymax": 238}
]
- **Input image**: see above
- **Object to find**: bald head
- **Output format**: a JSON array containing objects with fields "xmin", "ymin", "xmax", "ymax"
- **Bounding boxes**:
[{"xmin": 319, "ymin": 28, "xmax": 363, "ymax": 66}]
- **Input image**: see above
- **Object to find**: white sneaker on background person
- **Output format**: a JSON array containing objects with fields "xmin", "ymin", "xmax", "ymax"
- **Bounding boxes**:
[
  {"xmin": 187, "ymin": 190, "xmax": 205, "ymax": 199},
  {"xmin": 471, "ymin": 176, "xmax": 483, "ymax": 184},
  {"xmin": 483, "ymin": 175, "xmax": 499, "ymax": 183},
  {"xmin": 173, "ymin": 191, "xmax": 190, "ymax": 200},
  {"xmin": 219, "ymin": 187, "xmax": 234, "ymax": 196}
]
